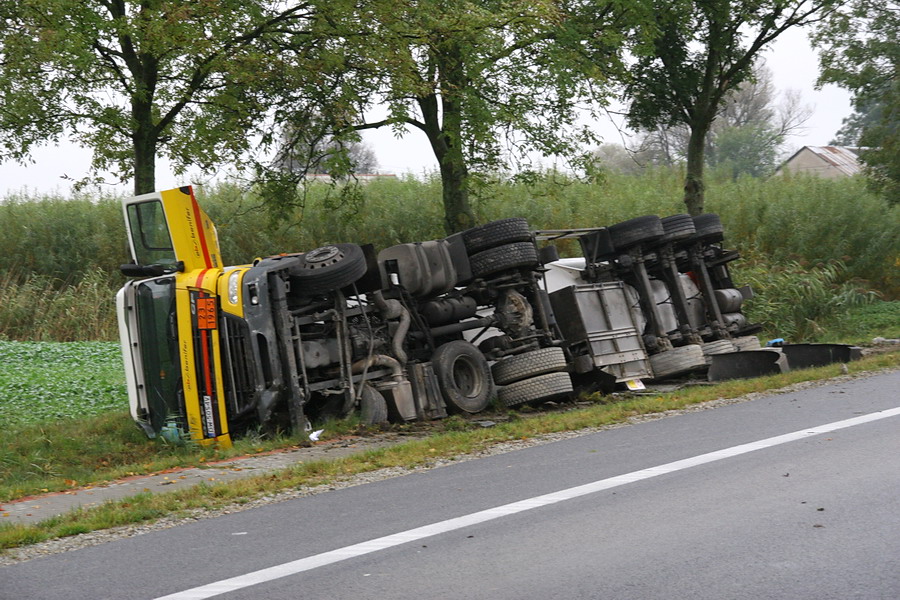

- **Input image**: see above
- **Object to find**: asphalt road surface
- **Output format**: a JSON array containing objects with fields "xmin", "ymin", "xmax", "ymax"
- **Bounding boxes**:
[{"xmin": 3, "ymin": 370, "xmax": 899, "ymax": 600}]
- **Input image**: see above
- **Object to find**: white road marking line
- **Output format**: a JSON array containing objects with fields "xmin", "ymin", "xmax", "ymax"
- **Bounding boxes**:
[{"xmin": 156, "ymin": 406, "xmax": 900, "ymax": 600}]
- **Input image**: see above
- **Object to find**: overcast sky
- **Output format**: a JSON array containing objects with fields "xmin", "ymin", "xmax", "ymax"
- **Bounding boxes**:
[{"xmin": 0, "ymin": 26, "xmax": 851, "ymax": 197}]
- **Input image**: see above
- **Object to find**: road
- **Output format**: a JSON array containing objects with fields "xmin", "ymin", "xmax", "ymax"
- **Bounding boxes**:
[{"xmin": 3, "ymin": 370, "xmax": 899, "ymax": 600}]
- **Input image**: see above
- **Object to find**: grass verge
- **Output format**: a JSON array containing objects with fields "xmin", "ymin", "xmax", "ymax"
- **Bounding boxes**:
[
  {"xmin": 0, "ymin": 412, "xmax": 317, "ymax": 504},
  {"xmin": 2, "ymin": 349, "xmax": 898, "ymax": 553}
]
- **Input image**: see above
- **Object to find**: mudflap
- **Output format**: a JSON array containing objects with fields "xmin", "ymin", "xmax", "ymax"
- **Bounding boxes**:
[
  {"xmin": 779, "ymin": 344, "xmax": 863, "ymax": 370},
  {"xmin": 707, "ymin": 349, "xmax": 789, "ymax": 382}
]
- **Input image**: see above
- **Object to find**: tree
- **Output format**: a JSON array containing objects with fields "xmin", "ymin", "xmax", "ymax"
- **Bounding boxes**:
[
  {"xmin": 622, "ymin": 66, "xmax": 812, "ymax": 178},
  {"xmin": 0, "ymin": 1, "xmax": 329, "ymax": 195},
  {"xmin": 829, "ymin": 98, "xmax": 883, "ymax": 146},
  {"xmin": 328, "ymin": 140, "xmax": 379, "ymax": 176},
  {"xmin": 814, "ymin": 0, "xmax": 900, "ymax": 203},
  {"xmin": 325, "ymin": 0, "xmax": 633, "ymax": 234},
  {"xmin": 624, "ymin": 0, "xmax": 836, "ymax": 215},
  {"xmin": 707, "ymin": 72, "xmax": 812, "ymax": 178},
  {"xmin": 276, "ymin": 121, "xmax": 379, "ymax": 178},
  {"xmin": 591, "ymin": 143, "xmax": 657, "ymax": 175},
  {"xmin": 707, "ymin": 123, "xmax": 782, "ymax": 178}
]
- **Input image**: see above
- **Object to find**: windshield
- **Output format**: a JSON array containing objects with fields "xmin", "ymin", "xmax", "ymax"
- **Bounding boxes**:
[
  {"xmin": 127, "ymin": 200, "xmax": 178, "ymax": 268},
  {"xmin": 134, "ymin": 276, "xmax": 184, "ymax": 433}
]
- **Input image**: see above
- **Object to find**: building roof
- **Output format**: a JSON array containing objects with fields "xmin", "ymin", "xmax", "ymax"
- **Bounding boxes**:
[{"xmin": 778, "ymin": 146, "xmax": 863, "ymax": 177}]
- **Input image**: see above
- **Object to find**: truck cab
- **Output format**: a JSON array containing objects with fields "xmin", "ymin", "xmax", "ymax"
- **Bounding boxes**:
[{"xmin": 117, "ymin": 187, "xmax": 245, "ymax": 447}]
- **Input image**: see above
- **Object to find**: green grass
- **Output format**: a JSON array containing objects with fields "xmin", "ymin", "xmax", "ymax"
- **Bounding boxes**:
[
  {"xmin": 735, "ymin": 260, "xmax": 883, "ymax": 343},
  {"xmin": 820, "ymin": 301, "xmax": 900, "ymax": 344},
  {"xmin": 0, "ymin": 408, "xmax": 313, "ymax": 503},
  {"xmin": 2, "ymin": 350, "xmax": 898, "ymax": 552},
  {"xmin": 0, "ymin": 269, "xmax": 119, "ymax": 342}
]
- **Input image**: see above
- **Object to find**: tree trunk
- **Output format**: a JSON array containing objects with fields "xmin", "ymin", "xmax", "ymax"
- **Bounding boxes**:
[
  {"xmin": 437, "ymin": 88, "xmax": 474, "ymax": 234},
  {"xmin": 434, "ymin": 41, "xmax": 475, "ymax": 234},
  {"xmin": 438, "ymin": 148, "xmax": 473, "ymax": 234},
  {"xmin": 130, "ymin": 62, "xmax": 158, "ymax": 195},
  {"xmin": 683, "ymin": 122, "xmax": 708, "ymax": 216},
  {"xmin": 418, "ymin": 92, "xmax": 474, "ymax": 234},
  {"xmin": 416, "ymin": 111, "xmax": 475, "ymax": 234},
  {"xmin": 132, "ymin": 128, "xmax": 157, "ymax": 196}
]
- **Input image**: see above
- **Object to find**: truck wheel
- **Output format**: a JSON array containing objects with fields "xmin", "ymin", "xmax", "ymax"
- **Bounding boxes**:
[
  {"xmin": 432, "ymin": 341, "xmax": 494, "ymax": 414},
  {"xmin": 499, "ymin": 372, "xmax": 574, "ymax": 408},
  {"xmin": 491, "ymin": 347, "xmax": 567, "ymax": 385},
  {"xmin": 462, "ymin": 218, "xmax": 531, "ymax": 254},
  {"xmin": 469, "ymin": 241, "xmax": 538, "ymax": 278},
  {"xmin": 732, "ymin": 335, "xmax": 761, "ymax": 351},
  {"xmin": 359, "ymin": 384, "xmax": 389, "ymax": 425},
  {"xmin": 290, "ymin": 243, "xmax": 367, "ymax": 294},
  {"xmin": 608, "ymin": 215, "xmax": 664, "ymax": 250},
  {"xmin": 659, "ymin": 214, "xmax": 696, "ymax": 245},
  {"xmin": 649, "ymin": 344, "xmax": 707, "ymax": 379},
  {"xmin": 701, "ymin": 339, "xmax": 736, "ymax": 362},
  {"xmin": 690, "ymin": 214, "xmax": 724, "ymax": 243}
]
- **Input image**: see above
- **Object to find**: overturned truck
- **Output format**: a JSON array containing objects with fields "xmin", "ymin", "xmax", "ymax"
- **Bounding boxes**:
[{"xmin": 117, "ymin": 187, "xmax": 857, "ymax": 447}]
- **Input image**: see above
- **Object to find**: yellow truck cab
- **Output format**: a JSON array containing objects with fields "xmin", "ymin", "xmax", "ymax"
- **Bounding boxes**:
[{"xmin": 117, "ymin": 186, "xmax": 237, "ymax": 446}]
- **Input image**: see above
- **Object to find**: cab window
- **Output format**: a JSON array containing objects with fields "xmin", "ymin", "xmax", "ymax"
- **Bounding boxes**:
[{"xmin": 127, "ymin": 200, "xmax": 177, "ymax": 267}]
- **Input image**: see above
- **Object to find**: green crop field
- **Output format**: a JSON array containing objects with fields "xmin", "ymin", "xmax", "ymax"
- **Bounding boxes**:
[{"xmin": 0, "ymin": 341, "xmax": 127, "ymax": 429}]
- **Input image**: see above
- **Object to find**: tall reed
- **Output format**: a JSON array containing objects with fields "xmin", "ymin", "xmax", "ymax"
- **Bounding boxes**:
[
  {"xmin": 2, "ymin": 170, "xmax": 897, "ymax": 341},
  {"xmin": 0, "ymin": 269, "xmax": 118, "ymax": 341},
  {"xmin": 734, "ymin": 257, "xmax": 878, "ymax": 341}
]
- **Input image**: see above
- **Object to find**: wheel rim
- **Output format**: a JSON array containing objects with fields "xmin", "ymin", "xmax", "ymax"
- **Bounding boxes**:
[
  {"xmin": 452, "ymin": 355, "xmax": 484, "ymax": 399},
  {"xmin": 305, "ymin": 246, "xmax": 343, "ymax": 267}
]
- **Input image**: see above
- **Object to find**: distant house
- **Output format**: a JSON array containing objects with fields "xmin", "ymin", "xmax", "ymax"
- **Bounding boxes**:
[{"xmin": 775, "ymin": 146, "xmax": 863, "ymax": 179}]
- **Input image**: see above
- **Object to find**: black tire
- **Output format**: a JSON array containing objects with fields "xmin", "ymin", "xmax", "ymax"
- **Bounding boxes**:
[
  {"xmin": 289, "ymin": 243, "xmax": 368, "ymax": 294},
  {"xmin": 359, "ymin": 384, "xmax": 389, "ymax": 425},
  {"xmin": 649, "ymin": 344, "xmax": 706, "ymax": 379},
  {"xmin": 469, "ymin": 241, "xmax": 538, "ymax": 278},
  {"xmin": 491, "ymin": 347, "xmax": 567, "ymax": 385},
  {"xmin": 732, "ymin": 335, "xmax": 761, "ymax": 351},
  {"xmin": 432, "ymin": 341, "xmax": 494, "ymax": 414},
  {"xmin": 539, "ymin": 244, "xmax": 560, "ymax": 265},
  {"xmin": 701, "ymin": 339, "xmax": 736, "ymax": 362},
  {"xmin": 659, "ymin": 214, "xmax": 696, "ymax": 245},
  {"xmin": 608, "ymin": 215, "xmax": 664, "ymax": 250},
  {"xmin": 462, "ymin": 218, "xmax": 531, "ymax": 254},
  {"xmin": 498, "ymin": 372, "xmax": 573, "ymax": 408},
  {"xmin": 691, "ymin": 214, "xmax": 724, "ymax": 243}
]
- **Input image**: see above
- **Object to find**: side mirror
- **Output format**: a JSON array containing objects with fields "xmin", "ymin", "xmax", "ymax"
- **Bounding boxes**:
[{"xmin": 120, "ymin": 261, "xmax": 184, "ymax": 278}]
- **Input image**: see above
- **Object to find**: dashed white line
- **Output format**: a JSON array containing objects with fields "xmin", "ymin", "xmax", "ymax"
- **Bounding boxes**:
[{"xmin": 156, "ymin": 406, "xmax": 900, "ymax": 600}]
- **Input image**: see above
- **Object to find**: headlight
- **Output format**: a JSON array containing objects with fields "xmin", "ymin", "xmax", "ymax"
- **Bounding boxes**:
[{"xmin": 227, "ymin": 270, "xmax": 241, "ymax": 305}]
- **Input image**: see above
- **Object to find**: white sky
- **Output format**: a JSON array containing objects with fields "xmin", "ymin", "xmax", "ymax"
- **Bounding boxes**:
[{"xmin": 0, "ymin": 26, "xmax": 851, "ymax": 196}]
